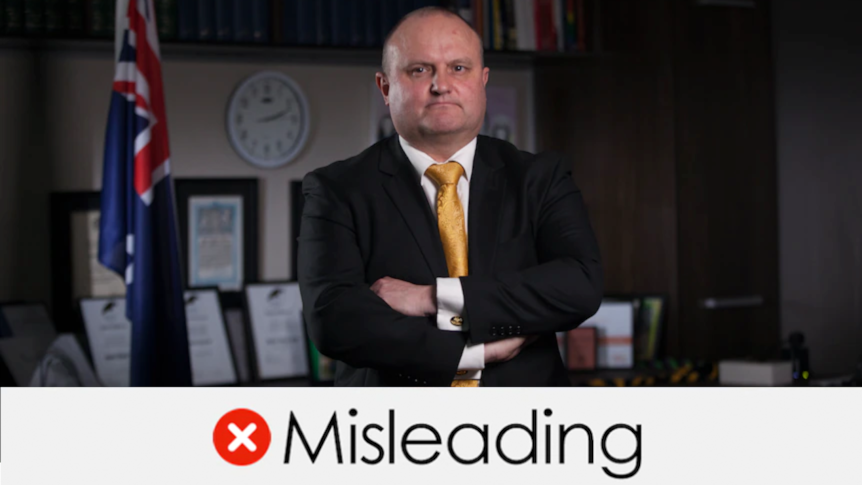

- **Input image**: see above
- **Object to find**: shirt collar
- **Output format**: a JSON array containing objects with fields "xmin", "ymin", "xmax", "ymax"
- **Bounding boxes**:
[{"xmin": 398, "ymin": 135, "xmax": 477, "ymax": 183}]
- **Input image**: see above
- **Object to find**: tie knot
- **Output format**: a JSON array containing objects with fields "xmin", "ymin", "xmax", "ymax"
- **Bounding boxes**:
[{"xmin": 425, "ymin": 161, "xmax": 464, "ymax": 187}]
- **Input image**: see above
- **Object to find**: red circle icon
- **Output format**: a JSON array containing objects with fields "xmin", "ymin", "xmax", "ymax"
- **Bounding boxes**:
[{"xmin": 213, "ymin": 408, "xmax": 272, "ymax": 466}]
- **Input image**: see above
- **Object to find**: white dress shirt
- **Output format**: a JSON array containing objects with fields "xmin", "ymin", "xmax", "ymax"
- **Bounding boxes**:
[{"xmin": 399, "ymin": 136, "xmax": 485, "ymax": 380}]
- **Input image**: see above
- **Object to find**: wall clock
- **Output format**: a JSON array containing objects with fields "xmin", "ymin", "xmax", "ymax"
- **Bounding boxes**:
[{"xmin": 226, "ymin": 71, "xmax": 310, "ymax": 169}]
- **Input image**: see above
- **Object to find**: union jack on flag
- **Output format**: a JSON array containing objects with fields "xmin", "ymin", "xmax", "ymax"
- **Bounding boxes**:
[{"xmin": 98, "ymin": 0, "xmax": 192, "ymax": 386}]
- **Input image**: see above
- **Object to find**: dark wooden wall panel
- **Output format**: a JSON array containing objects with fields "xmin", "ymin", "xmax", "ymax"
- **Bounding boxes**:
[
  {"xmin": 673, "ymin": 0, "xmax": 780, "ymax": 360},
  {"xmin": 533, "ymin": 0, "xmax": 780, "ymax": 360}
]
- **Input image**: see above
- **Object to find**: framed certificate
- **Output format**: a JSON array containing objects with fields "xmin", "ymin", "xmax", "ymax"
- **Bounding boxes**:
[
  {"xmin": 183, "ymin": 288, "xmax": 238, "ymax": 386},
  {"xmin": 50, "ymin": 192, "xmax": 127, "ymax": 333},
  {"xmin": 175, "ymin": 178, "xmax": 259, "ymax": 308},
  {"xmin": 243, "ymin": 282, "xmax": 308, "ymax": 381},
  {"xmin": 80, "ymin": 297, "xmax": 132, "ymax": 387},
  {"xmin": 81, "ymin": 292, "xmax": 239, "ymax": 387}
]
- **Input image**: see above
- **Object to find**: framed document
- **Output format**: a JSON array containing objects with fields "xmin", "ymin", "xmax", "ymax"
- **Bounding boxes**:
[
  {"xmin": 80, "ymin": 293, "xmax": 240, "ymax": 387},
  {"xmin": 175, "ymin": 178, "xmax": 259, "ymax": 308},
  {"xmin": 80, "ymin": 297, "xmax": 132, "ymax": 386},
  {"xmin": 244, "ymin": 282, "xmax": 308, "ymax": 381},
  {"xmin": 50, "ymin": 192, "xmax": 127, "ymax": 333},
  {"xmin": 579, "ymin": 298, "xmax": 636, "ymax": 369},
  {"xmin": 184, "ymin": 289, "xmax": 238, "ymax": 386}
]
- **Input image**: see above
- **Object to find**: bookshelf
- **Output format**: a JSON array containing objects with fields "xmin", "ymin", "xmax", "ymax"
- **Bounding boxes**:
[{"xmin": 0, "ymin": 36, "xmax": 600, "ymax": 68}]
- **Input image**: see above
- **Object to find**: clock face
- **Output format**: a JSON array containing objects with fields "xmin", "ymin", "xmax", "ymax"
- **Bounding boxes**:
[{"xmin": 226, "ymin": 71, "xmax": 310, "ymax": 169}]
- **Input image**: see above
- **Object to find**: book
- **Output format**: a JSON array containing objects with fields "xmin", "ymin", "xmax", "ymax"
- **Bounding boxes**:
[
  {"xmin": 198, "ymin": 0, "xmax": 214, "ymax": 41},
  {"xmin": 68, "ymin": 0, "xmax": 86, "ymax": 35},
  {"xmin": 503, "ymin": 0, "xmax": 516, "ymax": 50},
  {"xmin": 87, "ymin": 0, "xmax": 109, "ymax": 37},
  {"xmin": 214, "ymin": 0, "xmax": 231, "ymax": 41},
  {"xmin": 177, "ymin": 0, "xmax": 197, "ymax": 41},
  {"xmin": 295, "ymin": 0, "xmax": 315, "ymax": 45},
  {"xmin": 4, "ymin": 1, "xmax": 25, "ymax": 35},
  {"xmin": 364, "ymin": 0, "xmax": 381, "ymax": 47},
  {"xmin": 250, "ymin": 0, "xmax": 269, "ymax": 43},
  {"xmin": 330, "ymin": 0, "xmax": 348, "ymax": 46},
  {"xmin": 232, "ymin": 0, "xmax": 251, "ymax": 42},
  {"xmin": 315, "ymin": 0, "xmax": 330, "ymax": 45},
  {"xmin": 44, "ymin": 0, "xmax": 64, "ymax": 35},
  {"xmin": 156, "ymin": 0, "xmax": 178, "ymax": 40},
  {"xmin": 24, "ymin": 0, "xmax": 45, "ymax": 35}
]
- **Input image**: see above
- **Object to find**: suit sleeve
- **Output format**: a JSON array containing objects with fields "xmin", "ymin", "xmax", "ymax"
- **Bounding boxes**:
[
  {"xmin": 298, "ymin": 171, "xmax": 467, "ymax": 386},
  {"xmin": 460, "ymin": 155, "xmax": 603, "ymax": 344}
]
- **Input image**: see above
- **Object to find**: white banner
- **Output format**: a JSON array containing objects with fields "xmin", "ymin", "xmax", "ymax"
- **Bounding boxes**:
[{"xmin": 1, "ymin": 387, "xmax": 860, "ymax": 484}]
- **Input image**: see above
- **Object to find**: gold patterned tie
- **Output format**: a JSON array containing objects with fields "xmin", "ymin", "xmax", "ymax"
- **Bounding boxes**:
[{"xmin": 425, "ymin": 162, "xmax": 479, "ymax": 388}]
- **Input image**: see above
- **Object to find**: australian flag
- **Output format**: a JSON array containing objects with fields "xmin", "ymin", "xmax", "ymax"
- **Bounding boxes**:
[{"xmin": 98, "ymin": 0, "xmax": 192, "ymax": 386}]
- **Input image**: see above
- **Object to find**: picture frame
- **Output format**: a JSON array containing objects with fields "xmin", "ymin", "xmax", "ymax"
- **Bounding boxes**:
[
  {"xmin": 174, "ymin": 178, "xmax": 259, "ymax": 308},
  {"xmin": 50, "ymin": 191, "xmax": 127, "ymax": 333},
  {"xmin": 242, "ymin": 281, "xmax": 308, "ymax": 383},
  {"xmin": 79, "ymin": 289, "xmax": 240, "ymax": 387}
]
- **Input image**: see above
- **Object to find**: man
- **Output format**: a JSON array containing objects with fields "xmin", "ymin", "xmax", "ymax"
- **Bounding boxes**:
[{"xmin": 298, "ymin": 7, "xmax": 602, "ymax": 387}]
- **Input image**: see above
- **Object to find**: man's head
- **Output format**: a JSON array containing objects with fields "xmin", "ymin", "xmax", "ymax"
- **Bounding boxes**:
[{"xmin": 376, "ymin": 8, "xmax": 489, "ymax": 152}]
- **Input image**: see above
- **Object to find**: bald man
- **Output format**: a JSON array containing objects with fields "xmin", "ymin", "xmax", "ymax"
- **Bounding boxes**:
[{"xmin": 298, "ymin": 7, "xmax": 603, "ymax": 387}]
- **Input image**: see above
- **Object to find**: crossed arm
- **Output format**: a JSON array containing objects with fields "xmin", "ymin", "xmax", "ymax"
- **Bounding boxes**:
[{"xmin": 298, "ymin": 156, "xmax": 602, "ymax": 385}]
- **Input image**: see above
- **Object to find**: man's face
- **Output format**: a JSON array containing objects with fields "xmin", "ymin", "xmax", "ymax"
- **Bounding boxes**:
[{"xmin": 378, "ymin": 14, "xmax": 489, "ymax": 141}]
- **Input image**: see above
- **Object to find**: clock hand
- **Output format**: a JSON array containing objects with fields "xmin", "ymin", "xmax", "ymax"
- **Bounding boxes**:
[{"xmin": 257, "ymin": 110, "xmax": 288, "ymax": 123}]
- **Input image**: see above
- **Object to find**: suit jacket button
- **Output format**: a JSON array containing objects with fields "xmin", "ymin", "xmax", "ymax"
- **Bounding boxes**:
[{"xmin": 450, "ymin": 316, "xmax": 463, "ymax": 326}]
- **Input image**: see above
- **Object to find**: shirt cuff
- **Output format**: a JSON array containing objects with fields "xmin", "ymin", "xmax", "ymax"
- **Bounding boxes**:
[
  {"xmin": 457, "ymin": 342, "xmax": 485, "ymax": 370},
  {"xmin": 435, "ymin": 277, "xmax": 466, "ymax": 331}
]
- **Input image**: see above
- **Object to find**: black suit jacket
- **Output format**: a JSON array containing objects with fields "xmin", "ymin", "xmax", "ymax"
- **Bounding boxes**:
[{"xmin": 298, "ymin": 135, "xmax": 602, "ymax": 386}]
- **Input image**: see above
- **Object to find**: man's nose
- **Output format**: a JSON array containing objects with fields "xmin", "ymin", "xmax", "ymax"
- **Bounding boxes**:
[{"xmin": 431, "ymin": 71, "xmax": 452, "ymax": 94}]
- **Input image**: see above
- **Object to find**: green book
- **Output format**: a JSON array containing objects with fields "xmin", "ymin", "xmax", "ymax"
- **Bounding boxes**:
[
  {"xmin": 24, "ymin": 0, "xmax": 44, "ymax": 35},
  {"xmin": 88, "ymin": 0, "xmax": 108, "ymax": 37},
  {"xmin": 44, "ymin": 0, "xmax": 64, "ymax": 35},
  {"xmin": 67, "ymin": 0, "xmax": 85, "ymax": 35},
  {"xmin": 5, "ymin": 1, "xmax": 25, "ymax": 35},
  {"xmin": 104, "ymin": 0, "xmax": 113, "ymax": 36},
  {"xmin": 156, "ymin": 0, "xmax": 177, "ymax": 40}
]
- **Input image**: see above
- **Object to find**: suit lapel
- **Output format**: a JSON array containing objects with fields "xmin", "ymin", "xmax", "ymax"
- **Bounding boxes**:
[
  {"xmin": 468, "ymin": 137, "xmax": 506, "ymax": 277},
  {"xmin": 380, "ymin": 136, "xmax": 449, "ymax": 278}
]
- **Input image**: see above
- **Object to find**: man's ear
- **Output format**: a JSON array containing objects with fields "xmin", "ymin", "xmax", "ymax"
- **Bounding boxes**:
[
  {"xmin": 375, "ymin": 72, "xmax": 390, "ymax": 106},
  {"xmin": 482, "ymin": 67, "xmax": 490, "ymax": 87}
]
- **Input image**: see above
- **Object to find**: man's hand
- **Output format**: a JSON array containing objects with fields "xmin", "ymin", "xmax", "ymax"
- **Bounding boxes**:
[
  {"xmin": 484, "ymin": 335, "xmax": 538, "ymax": 364},
  {"xmin": 370, "ymin": 277, "xmax": 436, "ymax": 317}
]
